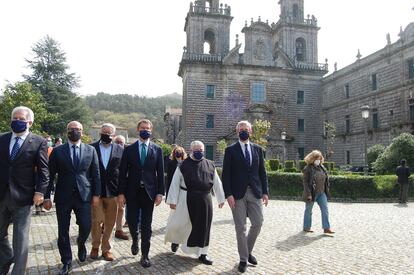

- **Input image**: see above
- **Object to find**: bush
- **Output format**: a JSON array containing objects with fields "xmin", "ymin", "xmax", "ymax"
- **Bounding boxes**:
[
  {"xmin": 268, "ymin": 159, "xmax": 280, "ymax": 171},
  {"xmin": 266, "ymin": 172, "xmax": 414, "ymax": 199},
  {"xmin": 373, "ymin": 133, "xmax": 414, "ymax": 174},
  {"xmin": 367, "ymin": 144, "xmax": 385, "ymax": 167},
  {"xmin": 324, "ymin": 161, "xmax": 335, "ymax": 171},
  {"xmin": 284, "ymin": 160, "xmax": 295, "ymax": 169}
]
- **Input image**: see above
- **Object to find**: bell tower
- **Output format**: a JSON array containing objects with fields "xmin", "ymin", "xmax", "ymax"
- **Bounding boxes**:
[
  {"xmin": 184, "ymin": 0, "xmax": 233, "ymax": 56},
  {"xmin": 275, "ymin": 0, "xmax": 319, "ymax": 64}
]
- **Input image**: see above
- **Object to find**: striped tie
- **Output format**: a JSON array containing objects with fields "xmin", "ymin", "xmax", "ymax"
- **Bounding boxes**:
[{"xmin": 10, "ymin": 137, "xmax": 21, "ymax": 160}]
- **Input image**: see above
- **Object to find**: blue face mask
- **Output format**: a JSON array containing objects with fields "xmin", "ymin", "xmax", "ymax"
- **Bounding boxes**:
[
  {"xmin": 139, "ymin": 130, "xmax": 151, "ymax": 140},
  {"xmin": 11, "ymin": 120, "xmax": 27, "ymax": 133},
  {"xmin": 239, "ymin": 130, "xmax": 249, "ymax": 141},
  {"xmin": 193, "ymin": 151, "xmax": 203, "ymax": 160}
]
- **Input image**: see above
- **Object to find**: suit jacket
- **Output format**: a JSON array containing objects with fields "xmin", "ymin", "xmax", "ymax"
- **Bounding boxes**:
[
  {"xmin": 45, "ymin": 142, "xmax": 101, "ymax": 203},
  {"xmin": 222, "ymin": 141, "xmax": 269, "ymax": 200},
  {"xmin": 90, "ymin": 141, "xmax": 123, "ymax": 197},
  {"xmin": 118, "ymin": 140, "xmax": 165, "ymax": 201},
  {"xmin": 396, "ymin": 165, "xmax": 411, "ymax": 184},
  {"xmin": 0, "ymin": 132, "xmax": 49, "ymax": 206}
]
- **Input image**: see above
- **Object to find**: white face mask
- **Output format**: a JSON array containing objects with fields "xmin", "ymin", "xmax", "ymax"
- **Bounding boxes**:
[{"xmin": 314, "ymin": 159, "xmax": 321, "ymax": 166}]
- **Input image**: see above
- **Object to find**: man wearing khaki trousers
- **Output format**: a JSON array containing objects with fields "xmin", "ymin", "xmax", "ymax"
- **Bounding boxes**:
[
  {"xmin": 90, "ymin": 123, "xmax": 124, "ymax": 261},
  {"xmin": 222, "ymin": 120, "xmax": 269, "ymax": 273}
]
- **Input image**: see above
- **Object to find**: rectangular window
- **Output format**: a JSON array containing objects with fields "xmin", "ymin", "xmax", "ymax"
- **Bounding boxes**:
[
  {"xmin": 206, "ymin": 85, "xmax": 215, "ymax": 99},
  {"xmin": 251, "ymin": 82, "xmax": 265, "ymax": 103},
  {"xmin": 409, "ymin": 60, "xmax": 414, "ymax": 79},
  {"xmin": 345, "ymin": 84, "xmax": 350, "ymax": 99},
  {"xmin": 371, "ymin": 74, "xmax": 377, "ymax": 91},
  {"xmin": 298, "ymin": 119, "xmax": 304, "ymax": 132},
  {"xmin": 345, "ymin": 115, "xmax": 350, "ymax": 134},
  {"xmin": 206, "ymin": 114, "xmax": 214, "ymax": 128},
  {"xmin": 346, "ymin": 150, "xmax": 350, "ymax": 165},
  {"xmin": 372, "ymin": 113, "xmax": 379, "ymax": 129},
  {"xmin": 205, "ymin": 145, "xmax": 214, "ymax": 160},
  {"xmin": 410, "ymin": 105, "xmax": 414, "ymax": 121},
  {"xmin": 297, "ymin": 90, "xmax": 304, "ymax": 104},
  {"xmin": 298, "ymin": 147, "xmax": 305, "ymax": 160}
]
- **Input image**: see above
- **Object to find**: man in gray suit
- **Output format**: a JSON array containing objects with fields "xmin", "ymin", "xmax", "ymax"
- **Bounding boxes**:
[
  {"xmin": 222, "ymin": 120, "xmax": 269, "ymax": 273},
  {"xmin": 0, "ymin": 106, "xmax": 49, "ymax": 275},
  {"xmin": 44, "ymin": 121, "xmax": 101, "ymax": 275}
]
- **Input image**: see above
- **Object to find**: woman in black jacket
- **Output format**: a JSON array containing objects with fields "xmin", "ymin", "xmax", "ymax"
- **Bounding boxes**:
[{"xmin": 166, "ymin": 145, "xmax": 187, "ymax": 198}]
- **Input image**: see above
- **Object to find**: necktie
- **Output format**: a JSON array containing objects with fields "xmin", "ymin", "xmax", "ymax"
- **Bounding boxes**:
[
  {"xmin": 244, "ymin": 143, "xmax": 251, "ymax": 167},
  {"xmin": 140, "ymin": 143, "xmax": 147, "ymax": 166},
  {"xmin": 10, "ymin": 137, "xmax": 21, "ymax": 160},
  {"xmin": 72, "ymin": 145, "xmax": 80, "ymax": 168}
]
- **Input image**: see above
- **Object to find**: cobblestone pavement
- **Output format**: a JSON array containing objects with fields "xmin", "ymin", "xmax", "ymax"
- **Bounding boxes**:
[{"xmin": 12, "ymin": 200, "xmax": 414, "ymax": 274}]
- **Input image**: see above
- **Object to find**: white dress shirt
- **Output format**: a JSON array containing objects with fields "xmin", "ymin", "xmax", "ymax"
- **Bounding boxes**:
[
  {"xmin": 9, "ymin": 130, "xmax": 29, "ymax": 155},
  {"xmin": 239, "ymin": 140, "xmax": 252, "ymax": 166}
]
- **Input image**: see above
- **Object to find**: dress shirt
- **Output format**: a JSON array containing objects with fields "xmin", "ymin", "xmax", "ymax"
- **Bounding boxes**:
[
  {"xmin": 239, "ymin": 140, "xmax": 252, "ymax": 166},
  {"xmin": 99, "ymin": 142, "xmax": 112, "ymax": 170},
  {"xmin": 9, "ymin": 130, "xmax": 29, "ymax": 155}
]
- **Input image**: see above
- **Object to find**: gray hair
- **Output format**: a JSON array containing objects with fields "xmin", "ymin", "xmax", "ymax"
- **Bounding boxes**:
[
  {"xmin": 190, "ymin": 140, "xmax": 205, "ymax": 151},
  {"xmin": 114, "ymin": 135, "xmax": 126, "ymax": 143},
  {"xmin": 236, "ymin": 120, "xmax": 252, "ymax": 131},
  {"xmin": 11, "ymin": 106, "xmax": 34, "ymax": 122},
  {"xmin": 101, "ymin": 123, "xmax": 116, "ymax": 134}
]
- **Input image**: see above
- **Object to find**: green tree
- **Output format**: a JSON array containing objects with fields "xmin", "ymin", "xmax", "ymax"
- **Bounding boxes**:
[
  {"xmin": 216, "ymin": 139, "xmax": 228, "ymax": 156},
  {"xmin": 367, "ymin": 144, "xmax": 385, "ymax": 168},
  {"xmin": 251, "ymin": 119, "xmax": 271, "ymax": 149},
  {"xmin": 0, "ymin": 82, "xmax": 57, "ymax": 134},
  {"xmin": 24, "ymin": 35, "xmax": 91, "ymax": 135},
  {"xmin": 373, "ymin": 133, "xmax": 414, "ymax": 174}
]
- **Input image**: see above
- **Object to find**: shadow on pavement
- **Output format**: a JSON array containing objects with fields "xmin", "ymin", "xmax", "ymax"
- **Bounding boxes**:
[
  {"xmin": 275, "ymin": 231, "xmax": 331, "ymax": 252},
  {"xmin": 394, "ymin": 203, "xmax": 409, "ymax": 208}
]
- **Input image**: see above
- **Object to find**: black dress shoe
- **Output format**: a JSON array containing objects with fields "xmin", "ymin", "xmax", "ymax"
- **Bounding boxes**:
[
  {"xmin": 58, "ymin": 263, "xmax": 72, "ymax": 275},
  {"xmin": 238, "ymin": 261, "xmax": 247, "ymax": 273},
  {"xmin": 248, "ymin": 254, "xmax": 257, "ymax": 265},
  {"xmin": 131, "ymin": 239, "xmax": 139, "ymax": 255},
  {"xmin": 171, "ymin": 243, "xmax": 179, "ymax": 253},
  {"xmin": 140, "ymin": 256, "xmax": 151, "ymax": 268},
  {"xmin": 0, "ymin": 259, "xmax": 13, "ymax": 275},
  {"xmin": 77, "ymin": 242, "xmax": 87, "ymax": 262},
  {"xmin": 198, "ymin": 254, "xmax": 213, "ymax": 265}
]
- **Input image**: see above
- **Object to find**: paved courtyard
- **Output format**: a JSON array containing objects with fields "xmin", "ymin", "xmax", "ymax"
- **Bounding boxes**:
[{"xmin": 13, "ymin": 200, "xmax": 414, "ymax": 274}]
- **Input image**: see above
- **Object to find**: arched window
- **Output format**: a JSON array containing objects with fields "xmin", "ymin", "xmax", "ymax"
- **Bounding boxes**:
[
  {"xmin": 204, "ymin": 29, "xmax": 216, "ymax": 54},
  {"xmin": 295, "ymin": 38, "xmax": 306, "ymax": 61}
]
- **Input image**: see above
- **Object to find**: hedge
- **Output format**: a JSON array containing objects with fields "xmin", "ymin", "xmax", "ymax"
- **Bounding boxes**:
[{"xmin": 267, "ymin": 171, "xmax": 414, "ymax": 199}]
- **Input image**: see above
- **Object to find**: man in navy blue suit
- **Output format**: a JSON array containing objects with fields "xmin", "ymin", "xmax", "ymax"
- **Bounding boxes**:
[
  {"xmin": 0, "ymin": 106, "xmax": 49, "ymax": 275},
  {"xmin": 44, "ymin": 121, "xmax": 101, "ymax": 275},
  {"xmin": 118, "ymin": 119, "xmax": 164, "ymax": 268},
  {"xmin": 222, "ymin": 120, "xmax": 269, "ymax": 273}
]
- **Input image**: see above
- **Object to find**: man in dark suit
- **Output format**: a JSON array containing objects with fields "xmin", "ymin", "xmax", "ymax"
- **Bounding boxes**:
[
  {"xmin": 89, "ymin": 123, "xmax": 124, "ymax": 261},
  {"xmin": 396, "ymin": 159, "xmax": 411, "ymax": 204},
  {"xmin": 44, "ymin": 121, "xmax": 101, "ymax": 275},
  {"xmin": 222, "ymin": 120, "xmax": 269, "ymax": 273},
  {"xmin": 0, "ymin": 106, "xmax": 49, "ymax": 275},
  {"xmin": 118, "ymin": 119, "xmax": 164, "ymax": 268}
]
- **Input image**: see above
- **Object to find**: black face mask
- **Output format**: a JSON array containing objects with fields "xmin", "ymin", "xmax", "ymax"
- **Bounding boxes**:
[
  {"xmin": 100, "ymin": 134, "xmax": 112, "ymax": 144},
  {"xmin": 67, "ymin": 130, "xmax": 82, "ymax": 142}
]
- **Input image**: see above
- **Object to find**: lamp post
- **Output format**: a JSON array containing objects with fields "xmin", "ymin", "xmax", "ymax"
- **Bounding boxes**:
[
  {"xmin": 281, "ymin": 131, "xmax": 287, "ymax": 164},
  {"xmin": 361, "ymin": 105, "xmax": 370, "ymax": 175}
]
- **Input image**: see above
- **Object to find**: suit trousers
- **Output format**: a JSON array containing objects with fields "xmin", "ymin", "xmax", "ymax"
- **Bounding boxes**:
[
  {"xmin": 126, "ymin": 188, "xmax": 153, "ymax": 257},
  {"xmin": 231, "ymin": 187, "xmax": 263, "ymax": 262},
  {"xmin": 399, "ymin": 183, "xmax": 409, "ymax": 203},
  {"xmin": 56, "ymin": 190, "xmax": 91, "ymax": 264},
  {"xmin": 0, "ymin": 190, "xmax": 31, "ymax": 275},
  {"xmin": 91, "ymin": 197, "xmax": 117, "ymax": 252},
  {"xmin": 115, "ymin": 204, "xmax": 126, "ymax": 231}
]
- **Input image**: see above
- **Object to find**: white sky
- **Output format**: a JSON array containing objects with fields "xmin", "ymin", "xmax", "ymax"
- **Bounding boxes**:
[{"xmin": 0, "ymin": 0, "xmax": 412, "ymax": 97}]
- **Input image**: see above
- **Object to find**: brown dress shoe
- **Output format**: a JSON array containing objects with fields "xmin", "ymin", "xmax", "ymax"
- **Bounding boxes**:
[
  {"xmin": 102, "ymin": 251, "xmax": 114, "ymax": 261},
  {"xmin": 324, "ymin": 229, "xmax": 335, "ymax": 234},
  {"xmin": 90, "ymin": 248, "xmax": 99, "ymax": 259},
  {"xmin": 115, "ymin": 230, "xmax": 129, "ymax": 240}
]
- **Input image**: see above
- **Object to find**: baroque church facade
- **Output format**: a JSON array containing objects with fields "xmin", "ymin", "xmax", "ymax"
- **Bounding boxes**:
[{"xmin": 175, "ymin": 0, "xmax": 414, "ymax": 166}]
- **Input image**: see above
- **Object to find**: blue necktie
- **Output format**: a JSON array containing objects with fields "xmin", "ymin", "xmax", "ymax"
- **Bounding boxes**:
[
  {"xmin": 72, "ymin": 145, "xmax": 80, "ymax": 168},
  {"xmin": 10, "ymin": 137, "xmax": 21, "ymax": 160},
  {"xmin": 245, "ymin": 143, "xmax": 251, "ymax": 167},
  {"xmin": 140, "ymin": 143, "xmax": 147, "ymax": 166}
]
